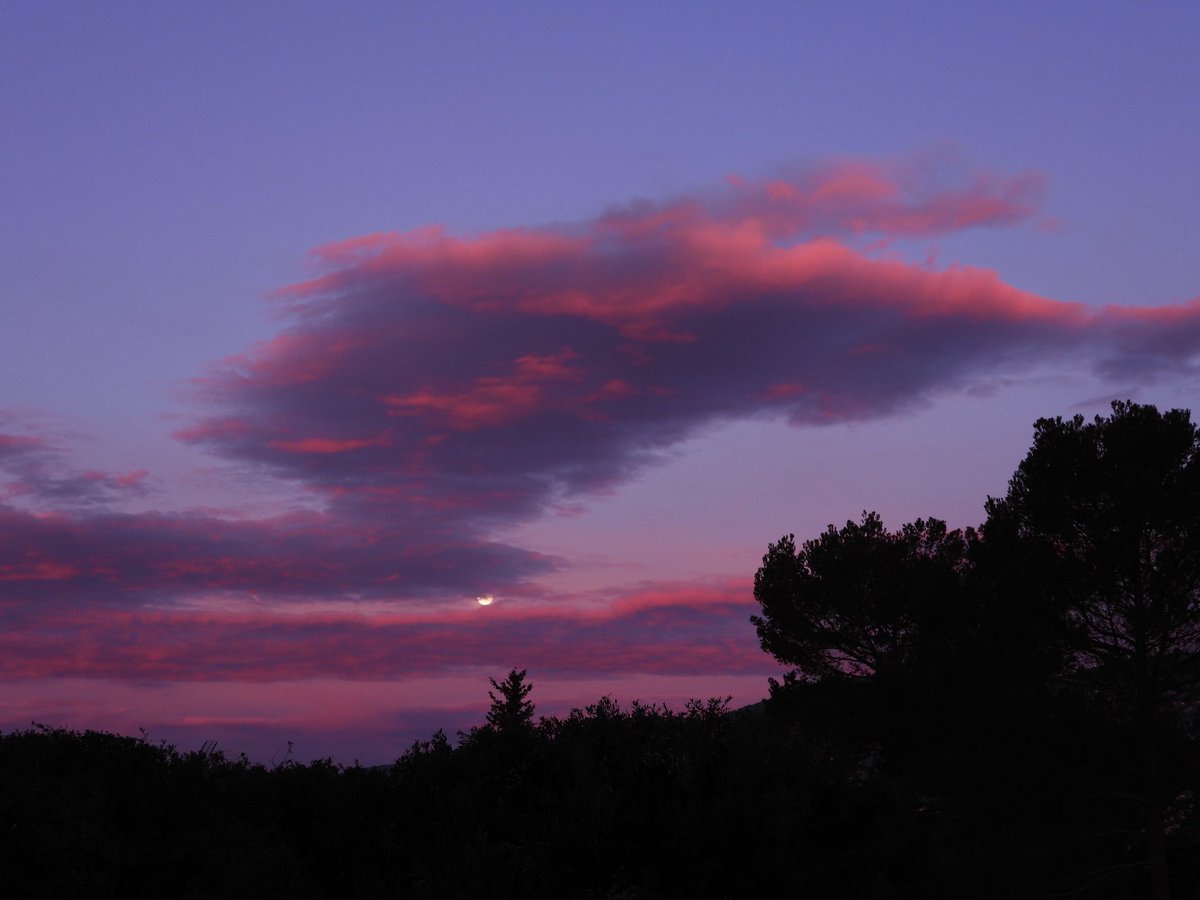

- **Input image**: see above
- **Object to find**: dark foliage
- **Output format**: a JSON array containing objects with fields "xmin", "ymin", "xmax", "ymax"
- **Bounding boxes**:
[
  {"xmin": 754, "ymin": 401, "xmax": 1200, "ymax": 899},
  {"xmin": 983, "ymin": 400, "xmax": 1200, "ymax": 900},
  {"xmin": 752, "ymin": 512, "xmax": 973, "ymax": 680},
  {"xmin": 0, "ymin": 698, "xmax": 942, "ymax": 899},
  {"xmin": 0, "ymin": 724, "xmax": 394, "ymax": 898}
]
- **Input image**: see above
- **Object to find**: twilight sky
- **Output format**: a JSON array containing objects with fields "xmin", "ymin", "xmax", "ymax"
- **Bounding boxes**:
[{"xmin": 2, "ymin": 2, "xmax": 1198, "ymax": 763}]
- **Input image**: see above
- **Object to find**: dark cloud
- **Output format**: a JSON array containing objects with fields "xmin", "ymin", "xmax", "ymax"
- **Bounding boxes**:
[
  {"xmin": 0, "ymin": 503, "xmax": 551, "ymax": 607},
  {"xmin": 1094, "ymin": 299, "xmax": 1200, "ymax": 381},
  {"xmin": 1, "ymin": 419, "xmax": 151, "ymax": 511}
]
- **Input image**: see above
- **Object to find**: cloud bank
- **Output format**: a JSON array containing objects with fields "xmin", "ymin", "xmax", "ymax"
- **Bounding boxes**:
[{"xmin": 3, "ymin": 157, "xmax": 1199, "ymax": 684}]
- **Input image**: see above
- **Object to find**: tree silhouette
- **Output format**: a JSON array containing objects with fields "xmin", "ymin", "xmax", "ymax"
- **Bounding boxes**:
[
  {"xmin": 486, "ymin": 668, "xmax": 535, "ymax": 733},
  {"xmin": 751, "ymin": 512, "xmax": 971, "ymax": 681},
  {"xmin": 752, "ymin": 403, "xmax": 1200, "ymax": 897},
  {"xmin": 985, "ymin": 400, "xmax": 1200, "ymax": 900}
]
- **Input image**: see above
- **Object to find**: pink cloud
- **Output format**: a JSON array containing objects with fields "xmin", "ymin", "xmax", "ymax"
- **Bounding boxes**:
[
  {"xmin": 180, "ymin": 188, "xmax": 1104, "ymax": 537},
  {"xmin": 0, "ymin": 434, "xmax": 46, "ymax": 452},
  {"xmin": 5, "ymin": 157, "xmax": 1200, "ymax": 676},
  {"xmin": 0, "ymin": 558, "xmax": 80, "ymax": 581},
  {"xmin": 0, "ymin": 578, "xmax": 762, "ymax": 682},
  {"xmin": 0, "ymin": 502, "xmax": 551, "ymax": 606},
  {"xmin": 270, "ymin": 437, "xmax": 390, "ymax": 454},
  {"xmin": 383, "ymin": 350, "xmax": 582, "ymax": 430},
  {"xmin": 717, "ymin": 159, "xmax": 1045, "ymax": 242},
  {"xmin": 112, "ymin": 469, "xmax": 149, "ymax": 488}
]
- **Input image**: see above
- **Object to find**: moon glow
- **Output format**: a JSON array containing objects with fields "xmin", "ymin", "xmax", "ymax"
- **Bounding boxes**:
[{"xmin": 476, "ymin": 594, "xmax": 494, "ymax": 606}]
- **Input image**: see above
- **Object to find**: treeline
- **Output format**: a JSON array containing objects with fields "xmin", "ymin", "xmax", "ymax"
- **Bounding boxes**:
[
  {"xmin": 2, "ymin": 401, "xmax": 1199, "ymax": 898},
  {"xmin": 0, "ymin": 690, "xmax": 938, "ymax": 899}
]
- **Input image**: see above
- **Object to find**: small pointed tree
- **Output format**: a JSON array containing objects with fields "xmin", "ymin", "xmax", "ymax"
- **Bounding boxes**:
[{"xmin": 486, "ymin": 668, "xmax": 535, "ymax": 734}]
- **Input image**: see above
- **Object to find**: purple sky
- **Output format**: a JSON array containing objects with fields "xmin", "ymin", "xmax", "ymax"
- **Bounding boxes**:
[{"xmin": 2, "ymin": 2, "xmax": 1198, "ymax": 763}]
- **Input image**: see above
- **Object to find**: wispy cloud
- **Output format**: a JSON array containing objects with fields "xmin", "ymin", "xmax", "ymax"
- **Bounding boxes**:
[
  {"xmin": 0, "ymin": 578, "xmax": 757, "ymax": 681},
  {"xmin": 0, "ymin": 415, "xmax": 151, "ymax": 511}
]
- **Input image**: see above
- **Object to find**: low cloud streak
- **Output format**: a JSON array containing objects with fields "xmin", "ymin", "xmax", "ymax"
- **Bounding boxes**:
[{"xmin": 0, "ymin": 579, "xmax": 759, "ymax": 681}]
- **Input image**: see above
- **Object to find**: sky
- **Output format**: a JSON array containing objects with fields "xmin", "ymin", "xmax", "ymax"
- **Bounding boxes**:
[{"xmin": 2, "ymin": 1, "xmax": 1198, "ymax": 764}]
